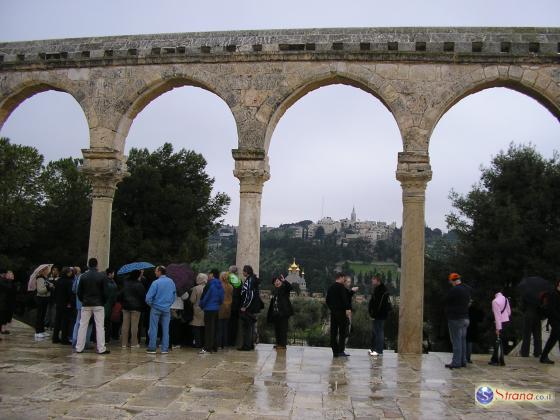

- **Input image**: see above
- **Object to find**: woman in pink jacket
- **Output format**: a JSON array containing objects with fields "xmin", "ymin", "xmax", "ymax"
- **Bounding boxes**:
[{"xmin": 489, "ymin": 287, "xmax": 511, "ymax": 366}]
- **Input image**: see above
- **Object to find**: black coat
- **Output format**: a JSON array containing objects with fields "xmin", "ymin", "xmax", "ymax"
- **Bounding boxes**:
[
  {"xmin": 54, "ymin": 275, "xmax": 74, "ymax": 307},
  {"xmin": 368, "ymin": 283, "xmax": 390, "ymax": 320},
  {"xmin": 77, "ymin": 268, "xmax": 107, "ymax": 307},
  {"xmin": 547, "ymin": 289, "xmax": 560, "ymax": 327},
  {"xmin": 267, "ymin": 281, "xmax": 294, "ymax": 322},
  {"xmin": 326, "ymin": 282, "xmax": 352, "ymax": 312},
  {"xmin": 119, "ymin": 278, "xmax": 146, "ymax": 312}
]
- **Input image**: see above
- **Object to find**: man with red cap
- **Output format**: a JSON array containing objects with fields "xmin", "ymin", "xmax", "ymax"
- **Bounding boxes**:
[{"xmin": 445, "ymin": 273, "xmax": 471, "ymax": 369}]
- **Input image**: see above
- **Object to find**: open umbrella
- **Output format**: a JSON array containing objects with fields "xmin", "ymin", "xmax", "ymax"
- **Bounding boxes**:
[
  {"xmin": 117, "ymin": 262, "xmax": 155, "ymax": 276},
  {"xmin": 28, "ymin": 263, "xmax": 53, "ymax": 291},
  {"xmin": 517, "ymin": 276, "xmax": 554, "ymax": 307},
  {"xmin": 167, "ymin": 263, "xmax": 195, "ymax": 296}
]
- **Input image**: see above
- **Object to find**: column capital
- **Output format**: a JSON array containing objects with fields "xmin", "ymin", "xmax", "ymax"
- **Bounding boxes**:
[
  {"xmin": 232, "ymin": 149, "xmax": 270, "ymax": 194},
  {"xmin": 81, "ymin": 147, "xmax": 129, "ymax": 199},
  {"xmin": 396, "ymin": 151, "xmax": 432, "ymax": 192}
]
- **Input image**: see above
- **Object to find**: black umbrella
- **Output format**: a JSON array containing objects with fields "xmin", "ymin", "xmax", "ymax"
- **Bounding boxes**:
[
  {"xmin": 166, "ymin": 263, "xmax": 195, "ymax": 296},
  {"xmin": 517, "ymin": 276, "xmax": 554, "ymax": 307}
]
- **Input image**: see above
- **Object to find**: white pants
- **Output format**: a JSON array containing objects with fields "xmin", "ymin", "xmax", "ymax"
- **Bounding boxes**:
[{"xmin": 76, "ymin": 306, "xmax": 106, "ymax": 353}]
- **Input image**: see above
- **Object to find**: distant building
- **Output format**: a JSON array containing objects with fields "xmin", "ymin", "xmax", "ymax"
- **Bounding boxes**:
[{"xmin": 285, "ymin": 258, "xmax": 307, "ymax": 294}]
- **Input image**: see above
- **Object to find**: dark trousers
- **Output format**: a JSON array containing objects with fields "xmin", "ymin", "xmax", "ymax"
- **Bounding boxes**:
[
  {"xmin": 35, "ymin": 296, "xmax": 50, "ymax": 333},
  {"xmin": 217, "ymin": 318, "xmax": 229, "ymax": 348},
  {"xmin": 204, "ymin": 311, "xmax": 219, "ymax": 352},
  {"xmin": 274, "ymin": 317, "xmax": 289, "ymax": 347},
  {"xmin": 192, "ymin": 326, "xmax": 204, "ymax": 348},
  {"xmin": 53, "ymin": 305, "xmax": 72, "ymax": 343},
  {"xmin": 521, "ymin": 309, "xmax": 542, "ymax": 357},
  {"xmin": 330, "ymin": 311, "xmax": 349, "ymax": 355},
  {"xmin": 370, "ymin": 319, "xmax": 385, "ymax": 354},
  {"xmin": 542, "ymin": 322, "xmax": 560, "ymax": 359},
  {"xmin": 229, "ymin": 311, "xmax": 240, "ymax": 346},
  {"xmin": 240, "ymin": 312, "xmax": 256, "ymax": 349},
  {"xmin": 170, "ymin": 318, "xmax": 183, "ymax": 346}
]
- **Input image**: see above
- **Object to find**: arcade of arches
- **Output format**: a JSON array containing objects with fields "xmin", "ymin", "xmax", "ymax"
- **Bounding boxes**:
[{"xmin": 1, "ymin": 28, "xmax": 559, "ymax": 354}]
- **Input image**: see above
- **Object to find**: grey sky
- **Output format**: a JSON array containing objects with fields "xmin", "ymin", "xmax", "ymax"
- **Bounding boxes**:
[{"xmin": 1, "ymin": 0, "xmax": 559, "ymax": 229}]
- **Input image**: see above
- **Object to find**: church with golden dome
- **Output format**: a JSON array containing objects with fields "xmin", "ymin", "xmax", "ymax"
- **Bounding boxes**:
[{"xmin": 285, "ymin": 258, "xmax": 307, "ymax": 294}]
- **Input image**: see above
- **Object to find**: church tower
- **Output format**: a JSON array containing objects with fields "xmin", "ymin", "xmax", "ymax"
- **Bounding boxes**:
[{"xmin": 351, "ymin": 206, "xmax": 356, "ymax": 222}]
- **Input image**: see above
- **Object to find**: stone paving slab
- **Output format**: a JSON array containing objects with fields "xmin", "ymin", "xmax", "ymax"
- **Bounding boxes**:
[{"xmin": 1, "ymin": 320, "xmax": 559, "ymax": 419}]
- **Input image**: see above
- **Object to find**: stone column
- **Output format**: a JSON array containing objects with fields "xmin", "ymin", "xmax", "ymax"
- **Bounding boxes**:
[
  {"xmin": 81, "ymin": 148, "xmax": 128, "ymax": 270},
  {"xmin": 396, "ymin": 152, "xmax": 432, "ymax": 354},
  {"xmin": 233, "ymin": 149, "xmax": 270, "ymax": 276}
]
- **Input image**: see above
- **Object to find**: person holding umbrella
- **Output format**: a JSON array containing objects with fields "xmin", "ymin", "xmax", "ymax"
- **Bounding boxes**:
[
  {"xmin": 28, "ymin": 264, "xmax": 53, "ymax": 340},
  {"xmin": 540, "ymin": 279, "xmax": 560, "ymax": 364}
]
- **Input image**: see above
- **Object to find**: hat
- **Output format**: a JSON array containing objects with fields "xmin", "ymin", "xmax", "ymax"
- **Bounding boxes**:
[{"xmin": 448, "ymin": 273, "xmax": 461, "ymax": 281}]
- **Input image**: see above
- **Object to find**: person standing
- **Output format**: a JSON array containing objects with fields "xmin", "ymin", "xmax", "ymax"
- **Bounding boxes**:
[
  {"xmin": 228, "ymin": 265, "xmax": 242, "ymax": 346},
  {"xmin": 71, "ymin": 266, "xmax": 93, "ymax": 350},
  {"xmin": 488, "ymin": 287, "xmax": 511, "ymax": 366},
  {"xmin": 76, "ymin": 258, "xmax": 110, "ymax": 354},
  {"xmin": 145, "ymin": 266, "xmax": 176, "ymax": 354},
  {"xmin": 466, "ymin": 299, "xmax": 484, "ymax": 363},
  {"xmin": 45, "ymin": 265, "xmax": 60, "ymax": 330},
  {"xmin": 217, "ymin": 271, "xmax": 233, "ymax": 349},
  {"xmin": 52, "ymin": 267, "xmax": 74, "ymax": 344},
  {"xmin": 520, "ymin": 291, "xmax": 543, "ymax": 358},
  {"xmin": 267, "ymin": 274, "xmax": 293, "ymax": 350},
  {"xmin": 540, "ymin": 279, "xmax": 560, "ymax": 364},
  {"xmin": 326, "ymin": 272, "xmax": 352, "ymax": 358},
  {"xmin": 199, "ymin": 269, "xmax": 224, "ymax": 354},
  {"xmin": 33, "ymin": 265, "xmax": 54, "ymax": 340},
  {"xmin": 445, "ymin": 273, "xmax": 471, "ymax": 369},
  {"xmin": 239, "ymin": 265, "xmax": 261, "ymax": 351},
  {"xmin": 190, "ymin": 273, "xmax": 208, "ymax": 348},
  {"xmin": 368, "ymin": 276, "xmax": 390, "ymax": 357},
  {"xmin": 119, "ymin": 270, "xmax": 146, "ymax": 348},
  {"xmin": 103, "ymin": 268, "xmax": 118, "ymax": 342},
  {"xmin": 169, "ymin": 288, "xmax": 189, "ymax": 350},
  {"xmin": 0, "ymin": 269, "xmax": 16, "ymax": 335}
]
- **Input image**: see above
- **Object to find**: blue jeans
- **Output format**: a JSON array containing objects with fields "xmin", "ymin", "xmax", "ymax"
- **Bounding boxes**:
[
  {"xmin": 371, "ymin": 319, "xmax": 385, "ymax": 354},
  {"xmin": 72, "ymin": 308, "xmax": 92, "ymax": 349},
  {"xmin": 448, "ymin": 318, "xmax": 469, "ymax": 367},
  {"xmin": 148, "ymin": 307, "xmax": 170, "ymax": 352}
]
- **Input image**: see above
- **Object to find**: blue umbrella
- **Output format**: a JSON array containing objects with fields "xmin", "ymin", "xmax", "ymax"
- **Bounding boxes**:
[{"xmin": 117, "ymin": 262, "xmax": 155, "ymax": 276}]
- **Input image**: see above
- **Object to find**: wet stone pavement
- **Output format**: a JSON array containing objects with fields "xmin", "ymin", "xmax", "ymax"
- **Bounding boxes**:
[{"xmin": 1, "ymin": 321, "xmax": 559, "ymax": 419}]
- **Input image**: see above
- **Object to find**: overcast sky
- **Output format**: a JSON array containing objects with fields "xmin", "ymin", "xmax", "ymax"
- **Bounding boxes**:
[{"xmin": 1, "ymin": 0, "xmax": 559, "ymax": 229}]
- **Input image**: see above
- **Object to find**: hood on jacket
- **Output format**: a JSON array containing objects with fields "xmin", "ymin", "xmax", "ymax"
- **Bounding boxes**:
[{"xmin": 196, "ymin": 273, "xmax": 208, "ymax": 285}]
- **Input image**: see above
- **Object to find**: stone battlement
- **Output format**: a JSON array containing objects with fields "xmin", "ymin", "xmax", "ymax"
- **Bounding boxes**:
[{"xmin": 1, "ymin": 27, "xmax": 559, "ymax": 69}]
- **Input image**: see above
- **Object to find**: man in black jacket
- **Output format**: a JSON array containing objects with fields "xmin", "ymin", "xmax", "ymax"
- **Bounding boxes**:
[
  {"xmin": 326, "ymin": 272, "xmax": 351, "ymax": 357},
  {"xmin": 540, "ymin": 279, "xmax": 560, "ymax": 364},
  {"xmin": 445, "ymin": 273, "xmax": 471, "ymax": 369},
  {"xmin": 76, "ymin": 258, "xmax": 110, "ymax": 354},
  {"xmin": 368, "ymin": 276, "xmax": 390, "ymax": 356}
]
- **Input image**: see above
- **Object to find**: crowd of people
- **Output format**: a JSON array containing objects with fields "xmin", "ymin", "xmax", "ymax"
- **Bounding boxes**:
[
  {"xmin": 445, "ymin": 272, "xmax": 560, "ymax": 368},
  {"xmin": 3, "ymin": 261, "xmax": 560, "ymax": 364}
]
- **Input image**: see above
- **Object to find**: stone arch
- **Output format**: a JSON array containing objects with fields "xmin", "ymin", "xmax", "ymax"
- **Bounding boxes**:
[
  {"xmin": 115, "ymin": 75, "xmax": 237, "ymax": 154},
  {"xmin": 424, "ymin": 67, "xmax": 560, "ymax": 150},
  {"xmin": 263, "ymin": 71, "xmax": 402, "ymax": 153},
  {"xmin": 0, "ymin": 79, "xmax": 91, "ymax": 133}
]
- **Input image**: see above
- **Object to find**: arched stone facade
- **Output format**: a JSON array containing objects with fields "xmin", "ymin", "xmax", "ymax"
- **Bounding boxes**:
[{"xmin": 1, "ymin": 28, "xmax": 559, "ymax": 354}]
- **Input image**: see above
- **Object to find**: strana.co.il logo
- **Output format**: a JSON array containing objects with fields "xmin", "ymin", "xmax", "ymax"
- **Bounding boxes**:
[{"xmin": 475, "ymin": 386, "xmax": 494, "ymax": 405}]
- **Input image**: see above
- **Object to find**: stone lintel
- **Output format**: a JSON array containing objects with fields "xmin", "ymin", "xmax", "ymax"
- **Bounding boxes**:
[{"xmin": 232, "ymin": 148, "xmax": 266, "ymax": 161}]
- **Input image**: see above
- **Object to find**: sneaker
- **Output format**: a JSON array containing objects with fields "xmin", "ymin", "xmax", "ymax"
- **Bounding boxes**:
[
  {"xmin": 161, "ymin": 351, "xmax": 169, "ymax": 354},
  {"xmin": 41, "ymin": 331, "xmax": 51, "ymax": 337},
  {"xmin": 199, "ymin": 349, "xmax": 208, "ymax": 355},
  {"xmin": 146, "ymin": 349, "xmax": 157, "ymax": 354},
  {"xmin": 34, "ymin": 333, "xmax": 46, "ymax": 340},
  {"xmin": 540, "ymin": 357, "xmax": 554, "ymax": 364},
  {"xmin": 368, "ymin": 350, "xmax": 379, "ymax": 356},
  {"xmin": 339, "ymin": 352, "xmax": 350, "ymax": 357},
  {"xmin": 97, "ymin": 350, "xmax": 111, "ymax": 355},
  {"xmin": 172, "ymin": 345, "xmax": 181, "ymax": 350},
  {"xmin": 121, "ymin": 346, "xmax": 128, "ymax": 349},
  {"xmin": 133, "ymin": 344, "xmax": 141, "ymax": 348}
]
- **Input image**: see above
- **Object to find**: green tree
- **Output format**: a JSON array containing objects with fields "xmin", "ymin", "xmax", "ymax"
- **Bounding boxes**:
[
  {"xmin": 447, "ymin": 144, "xmax": 560, "ymax": 291},
  {"xmin": 110, "ymin": 143, "xmax": 230, "ymax": 266},
  {"xmin": 0, "ymin": 138, "xmax": 43, "ymax": 269},
  {"xmin": 34, "ymin": 158, "xmax": 92, "ymax": 265}
]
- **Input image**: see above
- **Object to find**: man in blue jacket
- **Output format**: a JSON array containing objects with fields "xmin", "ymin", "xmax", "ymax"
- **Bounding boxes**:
[
  {"xmin": 145, "ymin": 266, "xmax": 176, "ymax": 354},
  {"xmin": 199, "ymin": 269, "xmax": 224, "ymax": 354}
]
